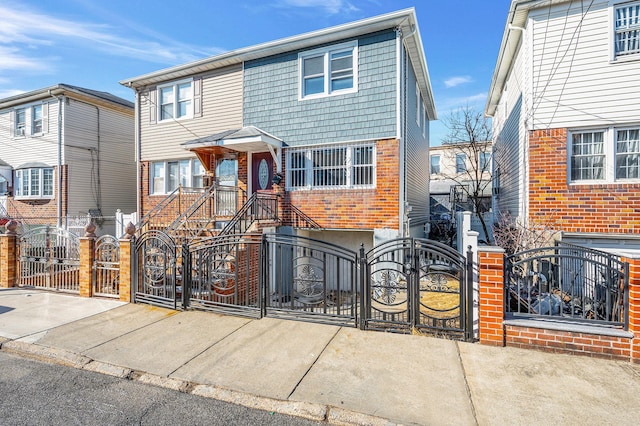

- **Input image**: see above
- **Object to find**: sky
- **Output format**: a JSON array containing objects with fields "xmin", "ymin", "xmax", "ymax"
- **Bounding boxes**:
[{"xmin": 0, "ymin": 0, "xmax": 511, "ymax": 145}]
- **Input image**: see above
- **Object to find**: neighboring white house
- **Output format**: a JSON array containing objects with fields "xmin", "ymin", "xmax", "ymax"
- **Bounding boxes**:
[
  {"xmin": 0, "ymin": 84, "xmax": 136, "ymax": 234},
  {"xmin": 485, "ymin": 0, "xmax": 640, "ymax": 252}
]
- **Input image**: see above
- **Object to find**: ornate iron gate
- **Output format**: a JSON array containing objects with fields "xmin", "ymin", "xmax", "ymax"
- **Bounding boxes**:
[
  {"xmin": 18, "ymin": 226, "xmax": 80, "ymax": 292},
  {"xmin": 362, "ymin": 238, "xmax": 473, "ymax": 340},
  {"xmin": 183, "ymin": 234, "xmax": 263, "ymax": 318},
  {"xmin": 263, "ymin": 233, "xmax": 358, "ymax": 326},
  {"xmin": 93, "ymin": 235, "xmax": 120, "ymax": 298},
  {"xmin": 133, "ymin": 230, "xmax": 178, "ymax": 309}
]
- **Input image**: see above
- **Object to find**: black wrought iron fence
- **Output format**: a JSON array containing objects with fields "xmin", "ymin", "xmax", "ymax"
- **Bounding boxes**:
[{"xmin": 505, "ymin": 242, "xmax": 629, "ymax": 327}]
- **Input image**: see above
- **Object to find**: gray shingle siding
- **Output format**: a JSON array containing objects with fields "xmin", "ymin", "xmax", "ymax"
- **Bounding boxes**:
[{"xmin": 243, "ymin": 30, "xmax": 397, "ymax": 146}]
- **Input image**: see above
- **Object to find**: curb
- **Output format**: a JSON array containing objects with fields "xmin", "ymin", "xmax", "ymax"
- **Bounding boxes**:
[{"xmin": 0, "ymin": 340, "xmax": 401, "ymax": 425}]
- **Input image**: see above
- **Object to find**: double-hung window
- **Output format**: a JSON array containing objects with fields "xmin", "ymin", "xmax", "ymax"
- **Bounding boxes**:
[
  {"xmin": 15, "ymin": 168, "xmax": 54, "ymax": 199},
  {"xmin": 158, "ymin": 81, "xmax": 192, "ymax": 121},
  {"xmin": 480, "ymin": 152, "xmax": 491, "ymax": 172},
  {"xmin": 150, "ymin": 159, "xmax": 206, "ymax": 194},
  {"xmin": 299, "ymin": 41, "xmax": 357, "ymax": 99},
  {"xmin": 286, "ymin": 142, "xmax": 375, "ymax": 190},
  {"xmin": 15, "ymin": 108, "xmax": 26, "ymax": 136},
  {"xmin": 571, "ymin": 131, "xmax": 605, "ymax": 181},
  {"xmin": 430, "ymin": 155, "xmax": 441, "ymax": 174},
  {"xmin": 32, "ymin": 105, "xmax": 43, "ymax": 134},
  {"xmin": 614, "ymin": 1, "xmax": 640, "ymax": 58},
  {"xmin": 456, "ymin": 154, "xmax": 467, "ymax": 174},
  {"xmin": 569, "ymin": 127, "xmax": 640, "ymax": 182}
]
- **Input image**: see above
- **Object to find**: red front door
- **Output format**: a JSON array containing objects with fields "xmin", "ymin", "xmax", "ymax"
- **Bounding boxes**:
[{"xmin": 252, "ymin": 152, "xmax": 274, "ymax": 192}]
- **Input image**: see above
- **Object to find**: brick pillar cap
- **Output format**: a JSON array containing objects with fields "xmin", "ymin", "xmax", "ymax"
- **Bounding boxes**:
[{"xmin": 5, "ymin": 220, "xmax": 18, "ymax": 236}]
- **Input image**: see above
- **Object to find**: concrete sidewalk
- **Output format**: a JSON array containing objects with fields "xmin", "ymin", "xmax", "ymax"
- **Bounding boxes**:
[{"xmin": 1, "ymin": 288, "xmax": 640, "ymax": 425}]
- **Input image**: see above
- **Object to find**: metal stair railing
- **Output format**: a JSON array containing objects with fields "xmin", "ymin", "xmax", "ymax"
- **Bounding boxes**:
[
  {"xmin": 217, "ymin": 192, "xmax": 279, "ymax": 238},
  {"xmin": 166, "ymin": 185, "xmax": 247, "ymax": 244},
  {"xmin": 136, "ymin": 186, "xmax": 205, "ymax": 234}
]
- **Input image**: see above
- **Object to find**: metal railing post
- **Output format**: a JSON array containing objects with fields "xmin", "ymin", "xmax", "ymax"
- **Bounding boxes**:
[{"xmin": 359, "ymin": 244, "xmax": 366, "ymax": 330}]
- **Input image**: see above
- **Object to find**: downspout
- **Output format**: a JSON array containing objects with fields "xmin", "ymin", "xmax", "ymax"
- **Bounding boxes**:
[
  {"xmin": 49, "ymin": 90, "xmax": 64, "ymax": 227},
  {"xmin": 398, "ymin": 24, "xmax": 417, "ymax": 237},
  {"xmin": 129, "ymin": 84, "xmax": 141, "ymax": 219}
]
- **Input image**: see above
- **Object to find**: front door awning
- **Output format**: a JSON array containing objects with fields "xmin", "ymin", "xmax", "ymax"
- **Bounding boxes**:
[{"xmin": 182, "ymin": 126, "xmax": 284, "ymax": 172}]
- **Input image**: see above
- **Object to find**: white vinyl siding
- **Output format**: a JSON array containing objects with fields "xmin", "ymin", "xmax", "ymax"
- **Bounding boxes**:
[
  {"xmin": 529, "ymin": 0, "xmax": 640, "ymax": 130},
  {"xmin": 140, "ymin": 65, "xmax": 243, "ymax": 161},
  {"xmin": 298, "ymin": 41, "xmax": 358, "ymax": 99},
  {"xmin": 64, "ymin": 98, "xmax": 135, "ymax": 215},
  {"xmin": 0, "ymin": 101, "xmax": 57, "ymax": 166},
  {"xmin": 286, "ymin": 142, "xmax": 375, "ymax": 190}
]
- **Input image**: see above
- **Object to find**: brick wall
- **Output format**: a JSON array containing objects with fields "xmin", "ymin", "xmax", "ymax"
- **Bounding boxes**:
[
  {"xmin": 505, "ymin": 326, "xmax": 632, "ymax": 360},
  {"xmin": 529, "ymin": 128, "xmax": 640, "ymax": 234},
  {"xmin": 285, "ymin": 138, "xmax": 401, "ymax": 231},
  {"xmin": 478, "ymin": 246, "xmax": 638, "ymax": 362}
]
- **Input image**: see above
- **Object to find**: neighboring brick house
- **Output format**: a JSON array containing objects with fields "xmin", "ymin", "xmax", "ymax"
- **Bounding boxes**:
[
  {"xmin": 121, "ymin": 8, "xmax": 435, "ymax": 250},
  {"xmin": 486, "ymin": 0, "xmax": 640, "ymax": 252},
  {"xmin": 0, "ymin": 84, "xmax": 136, "ymax": 233}
]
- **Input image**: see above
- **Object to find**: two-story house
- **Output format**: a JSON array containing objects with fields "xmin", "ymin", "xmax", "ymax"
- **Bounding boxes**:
[
  {"xmin": 0, "ymin": 84, "xmax": 136, "ymax": 234},
  {"xmin": 486, "ymin": 0, "xmax": 640, "ymax": 252},
  {"xmin": 121, "ymin": 8, "xmax": 435, "ymax": 251}
]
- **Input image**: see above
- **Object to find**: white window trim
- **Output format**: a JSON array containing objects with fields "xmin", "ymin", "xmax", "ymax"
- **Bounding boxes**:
[
  {"xmin": 298, "ymin": 41, "xmax": 358, "ymax": 101},
  {"xmin": 568, "ymin": 126, "xmax": 640, "ymax": 184},
  {"xmin": 149, "ymin": 158, "xmax": 205, "ymax": 195},
  {"xmin": 14, "ymin": 108, "xmax": 26, "ymax": 137},
  {"xmin": 610, "ymin": 0, "xmax": 640, "ymax": 62},
  {"xmin": 157, "ymin": 79, "xmax": 193, "ymax": 122},
  {"xmin": 14, "ymin": 168, "xmax": 54, "ymax": 200},
  {"xmin": 285, "ymin": 142, "xmax": 376, "ymax": 191},
  {"xmin": 32, "ymin": 104, "xmax": 43, "ymax": 135}
]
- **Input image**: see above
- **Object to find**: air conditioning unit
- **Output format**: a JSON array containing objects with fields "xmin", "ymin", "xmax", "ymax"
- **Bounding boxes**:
[{"xmin": 15, "ymin": 128, "xmax": 25, "ymax": 136}]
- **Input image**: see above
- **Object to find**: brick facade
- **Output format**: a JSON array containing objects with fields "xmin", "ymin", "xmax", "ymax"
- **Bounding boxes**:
[
  {"xmin": 285, "ymin": 138, "xmax": 401, "ymax": 231},
  {"xmin": 528, "ymin": 128, "xmax": 640, "ymax": 234}
]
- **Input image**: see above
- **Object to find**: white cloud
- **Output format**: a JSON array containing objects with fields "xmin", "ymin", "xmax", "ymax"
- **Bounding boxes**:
[
  {"xmin": 0, "ymin": 89, "xmax": 26, "ymax": 99},
  {"xmin": 0, "ymin": 4, "xmax": 223, "ymax": 67},
  {"xmin": 444, "ymin": 76, "xmax": 473, "ymax": 88},
  {"xmin": 277, "ymin": 0, "xmax": 359, "ymax": 14},
  {"xmin": 0, "ymin": 46, "xmax": 50, "ymax": 72},
  {"xmin": 437, "ymin": 92, "xmax": 488, "ymax": 114}
]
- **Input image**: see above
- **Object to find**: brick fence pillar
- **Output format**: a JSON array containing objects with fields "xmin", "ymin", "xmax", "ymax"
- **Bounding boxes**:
[
  {"xmin": 79, "ymin": 237, "xmax": 95, "ymax": 297},
  {"xmin": 478, "ymin": 246, "xmax": 506, "ymax": 346},
  {"xmin": 119, "ymin": 238, "xmax": 133, "ymax": 303},
  {"xmin": 622, "ymin": 255, "xmax": 640, "ymax": 364},
  {"xmin": 0, "ymin": 220, "xmax": 19, "ymax": 288}
]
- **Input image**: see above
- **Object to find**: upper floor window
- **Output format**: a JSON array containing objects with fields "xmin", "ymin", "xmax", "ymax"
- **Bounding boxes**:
[
  {"xmin": 32, "ymin": 105, "xmax": 43, "ymax": 134},
  {"xmin": 150, "ymin": 158, "xmax": 205, "ymax": 194},
  {"xmin": 286, "ymin": 142, "xmax": 375, "ymax": 190},
  {"xmin": 614, "ymin": 2, "xmax": 640, "ymax": 58},
  {"xmin": 15, "ymin": 167, "xmax": 54, "ymax": 199},
  {"xmin": 480, "ymin": 152, "xmax": 491, "ymax": 172},
  {"xmin": 15, "ymin": 108, "xmax": 26, "ymax": 137},
  {"xmin": 430, "ymin": 155, "xmax": 440, "ymax": 174},
  {"xmin": 570, "ymin": 127, "xmax": 640, "ymax": 182},
  {"xmin": 299, "ymin": 41, "xmax": 357, "ymax": 99},
  {"xmin": 159, "ymin": 81, "xmax": 192, "ymax": 121},
  {"xmin": 456, "ymin": 153, "xmax": 467, "ymax": 174}
]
